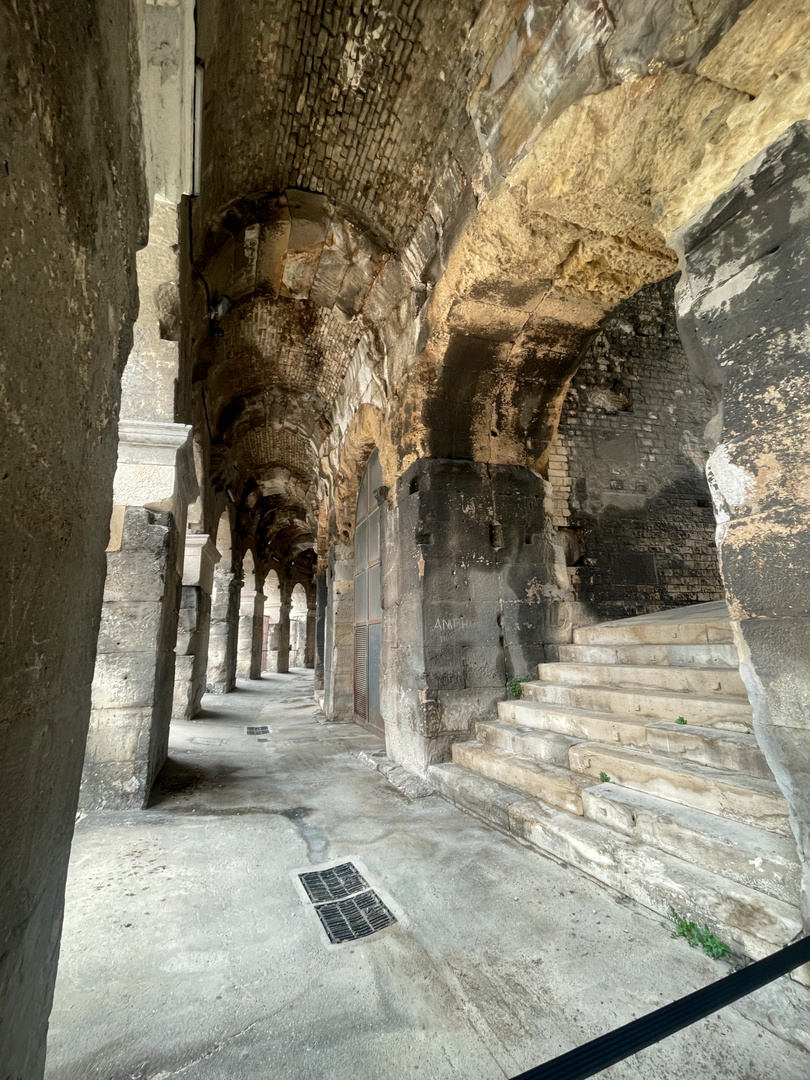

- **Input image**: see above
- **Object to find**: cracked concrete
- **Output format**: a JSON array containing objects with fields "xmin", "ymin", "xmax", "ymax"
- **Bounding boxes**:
[{"xmin": 46, "ymin": 672, "xmax": 809, "ymax": 1080}]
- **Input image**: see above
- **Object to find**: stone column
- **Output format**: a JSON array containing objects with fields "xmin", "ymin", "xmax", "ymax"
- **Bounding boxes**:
[
  {"xmin": 82, "ymin": 420, "xmax": 194, "ymax": 809},
  {"xmin": 382, "ymin": 458, "xmax": 571, "ymax": 774},
  {"xmin": 323, "ymin": 543, "xmax": 355, "ymax": 719},
  {"xmin": 305, "ymin": 597, "xmax": 316, "ymax": 669},
  {"xmin": 207, "ymin": 562, "xmax": 241, "ymax": 693},
  {"xmin": 173, "ymin": 534, "xmax": 219, "ymax": 719},
  {"xmin": 673, "ymin": 121, "xmax": 810, "ymax": 929},
  {"xmin": 236, "ymin": 586, "xmax": 257, "ymax": 679},
  {"xmin": 276, "ymin": 586, "xmax": 292, "ymax": 674},
  {"xmin": 314, "ymin": 566, "xmax": 327, "ymax": 690},
  {"xmin": 250, "ymin": 590, "xmax": 266, "ymax": 679}
]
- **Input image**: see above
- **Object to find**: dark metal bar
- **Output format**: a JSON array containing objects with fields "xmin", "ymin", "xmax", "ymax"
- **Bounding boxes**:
[{"xmin": 512, "ymin": 935, "xmax": 810, "ymax": 1080}]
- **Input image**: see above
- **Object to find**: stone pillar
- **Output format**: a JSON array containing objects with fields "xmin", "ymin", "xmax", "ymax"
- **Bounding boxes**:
[
  {"xmin": 207, "ymin": 562, "xmax": 241, "ymax": 693},
  {"xmin": 236, "ymin": 587, "xmax": 257, "ymax": 679},
  {"xmin": 236, "ymin": 587, "xmax": 266, "ymax": 680},
  {"xmin": 250, "ymin": 591, "xmax": 266, "ymax": 678},
  {"xmin": 382, "ymin": 458, "xmax": 571, "ymax": 774},
  {"xmin": 173, "ymin": 534, "xmax": 219, "ymax": 719},
  {"xmin": 276, "ymin": 586, "xmax": 292, "ymax": 675},
  {"xmin": 82, "ymin": 420, "xmax": 194, "ymax": 809},
  {"xmin": 324, "ymin": 543, "xmax": 355, "ymax": 719},
  {"xmin": 305, "ymin": 597, "xmax": 316, "ymax": 669},
  {"xmin": 314, "ymin": 566, "xmax": 327, "ymax": 690},
  {"xmin": 673, "ymin": 121, "xmax": 810, "ymax": 929}
]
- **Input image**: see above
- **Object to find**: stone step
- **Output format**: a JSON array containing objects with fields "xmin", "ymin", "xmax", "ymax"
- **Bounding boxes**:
[
  {"xmin": 567, "ymin": 743, "xmax": 791, "ymax": 835},
  {"xmin": 645, "ymin": 722, "xmax": 772, "ymax": 779},
  {"xmin": 474, "ymin": 720, "xmax": 580, "ymax": 767},
  {"xmin": 499, "ymin": 702, "xmax": 769, "ymax": 776},
  {"xmin": 499, "ymin": 699, "xmax": 651, "ymax": 748},
  {"xmin": 428, "ymin": 763, "xmax": 802, "ymax": 962},
  {"xmin": 582, "ymin": 783, "xmax": 801, "ymax": 904},
  {"xmin": 557, "ymin": 642, "xmax": 740, "ymax": 669},
  {"xmin": 536, "ymin": 662, "xmax": 747, "ymax": 698},
  {"xmin": 523, "ymin": 681, "xmax": 752, "ymax": 729},
  {"xmin": 574, "ymin": 617, "xmax": 733, "ymax": 647},
  {"xmin": 451, "ymin": 741, "xmax": 592, "ymax": 816}
]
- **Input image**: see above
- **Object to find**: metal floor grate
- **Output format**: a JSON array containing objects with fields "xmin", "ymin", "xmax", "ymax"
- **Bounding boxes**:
[
  {"xmin": 246, "ymin": 726, "xmax": 269, "ymax": 735},
  {"xmin": 298, "ymin": 861, "xmax": 397, "ymax": 943},
  {"xmin": 299, "ymin": 862, "xmax": 369, "ymax": 903},
  {"xmin": 314, "ymin": 889, "xmax": 397, "ymax": 944}
]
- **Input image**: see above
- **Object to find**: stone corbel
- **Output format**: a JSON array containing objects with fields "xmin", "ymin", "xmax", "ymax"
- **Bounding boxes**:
[
  {"xmin": 114, "ymin": 420, "xmax": 193, "ymax": 510},
  {"xmin": 182, "ymin": 534, "xmax": 220, "ymax": 594}
]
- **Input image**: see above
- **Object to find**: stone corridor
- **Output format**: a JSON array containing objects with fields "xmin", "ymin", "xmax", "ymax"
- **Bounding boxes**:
[
  {"xmin": 46, "ymin": 674, "xmax": 809, "ymax": 1080},
  {"xmin": 5, "ymin": 0, "xmax": 810, "ymax": 1074}
]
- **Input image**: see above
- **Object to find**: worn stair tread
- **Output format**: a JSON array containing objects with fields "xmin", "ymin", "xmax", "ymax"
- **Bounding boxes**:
[
  {"xmin": 645, "ymin": 722, "xmax": 772, "ymax": 779},
  {"xmin": 567, "ymin": 742, "xmax": 791, "ymax": 834},
  {"xmin": 536, "ymin": 662, "xmax": 747, "ymax": 698},
  {"xmin": 573, "ymin": 605, "xmax": 733, "ymax": 646},
  {"xmin": 523, "ymin": 680, "xmax": 752, "ymax": 727},
  {"xmin": 429, "ymin": 763, "xmax": 801, "ymax": 960},
  {"xmin": 557, "ymin": 642, "xmax": 739, "ymax": 669},
  {"xmin": 582, "ymin": 783, "xmax": 801, "ymax": 904},
  {"xmin": 499, "ymin": 699, "xmax": 654, "ymax": 746},
  {"xmin": 452, "ymin": 741, "xmax": 593, "ymax": 815},
  {"xmin": 475, "ymin": 720, "xmax": 581, "ymax": 766}
]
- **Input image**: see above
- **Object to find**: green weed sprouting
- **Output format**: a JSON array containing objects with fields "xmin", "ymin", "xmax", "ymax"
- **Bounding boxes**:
[
  {"xmin": 669, "ymin": 908, "xmax": 731, "ymax": 960},
  {"xmin": 507, "ymin": 677, "xmax": 529, "ymax": 699}
]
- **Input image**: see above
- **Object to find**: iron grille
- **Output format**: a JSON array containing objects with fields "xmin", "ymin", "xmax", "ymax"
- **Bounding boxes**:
[
  {"xmin": 299, "ymin": 862, "xmax": 369, "ymax": 903},
  {"xmin": 298, "ymin": 860, "xmax": 397, "ymax": 944},
  {"xmin": 353, "ymin": 624, "xmax": 368, "ymax": 720},
  {"xmin": 314, "ymin": 889, "xmax": 397, "ymax": 944}
]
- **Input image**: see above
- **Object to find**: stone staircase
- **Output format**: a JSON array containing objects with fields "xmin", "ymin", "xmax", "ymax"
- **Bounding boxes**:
[{"xmin": 430, "ymin": 601, "xmax": 803, "ymax": 962}]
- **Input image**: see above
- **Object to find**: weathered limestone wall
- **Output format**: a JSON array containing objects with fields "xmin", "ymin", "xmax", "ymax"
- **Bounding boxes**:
[
  {"xmin": 314, "ymin": 568, "xmax": 327, "ymax": 690},
  {"xmin": 384, "ymin": 459, "xmax": 570, "ymax": 772},
  {"xmin": 324, "ymin": 545, "xmax": 354, "ymax": 719},
  {"xmin": 553, "ymin": 278, "xmax": 723, "ymax": 623},
  {"xmin": 673, "ymin": 122, "xmax": 810, "ymax": 930},
  {"xmin": 0, "ymin": 1, "xmax": 145, "ymax": 1072}
]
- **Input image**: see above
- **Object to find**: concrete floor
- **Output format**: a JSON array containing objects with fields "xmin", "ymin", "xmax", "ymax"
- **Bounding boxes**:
[{"xmin": 46, "ymin": 672, "xmax": 810, "ymax": 1080}]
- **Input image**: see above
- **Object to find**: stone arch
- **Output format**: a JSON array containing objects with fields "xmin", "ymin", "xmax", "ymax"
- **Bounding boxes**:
[{"xmin": 289, "ymin": 583, "xmax": 308, "ymax": 668}]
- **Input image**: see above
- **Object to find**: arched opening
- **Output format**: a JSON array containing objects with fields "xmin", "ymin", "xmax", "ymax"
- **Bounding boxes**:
[
  {"xmin": 289, "ymin": 583, "xmax": 308, "ymax": 669},
  {"xmin": 353, "ymin": 448, "xmax": 383, "ymax": 737},
  {"xmin": 262, "ymin": 569, "xmax": 281, "ymax": 672}
]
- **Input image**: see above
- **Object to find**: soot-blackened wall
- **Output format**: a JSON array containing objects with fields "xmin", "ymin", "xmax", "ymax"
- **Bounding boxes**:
[{"xmin": 553, "ymin": 278, "xmax": 723, "ymax": 623}]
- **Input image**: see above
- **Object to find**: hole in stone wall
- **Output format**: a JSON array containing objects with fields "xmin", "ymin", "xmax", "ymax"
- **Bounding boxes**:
[{"xmin": 410, "ymin": 477, "xmax": 420, "ymax": 494}]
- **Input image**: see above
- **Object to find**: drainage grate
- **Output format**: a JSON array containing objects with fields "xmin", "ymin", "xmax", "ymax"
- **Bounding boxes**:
[
  {"xmin": 315, "ymin": 889, "xmax": 397, "ymax": 944},
  {"xmin": 246, "ymin": 725, "xmax": 269, "ymax": 735},
  {"xmin": 299, "ymin": 861, "xmax": 370, "ymax": 903},
  {"xmin": 298, "ymin": 861, "xmax": 397, "ymax": 943}
]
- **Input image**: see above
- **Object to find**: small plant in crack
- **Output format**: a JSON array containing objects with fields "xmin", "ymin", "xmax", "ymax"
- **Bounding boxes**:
[
  {"xmin": 669, "ymin": 908, "xmax": 731, "ymax": 959},
  {"xmin": 507, "ymin": 677, "xmax": 529, "ymax": 699},
  {"xmin": 676, "ymin": 716, "xmax": 687, "ymax": 725},
  {"xmin": 598, "ymin": 771, "xmax": 611, "ymax": 783}
]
